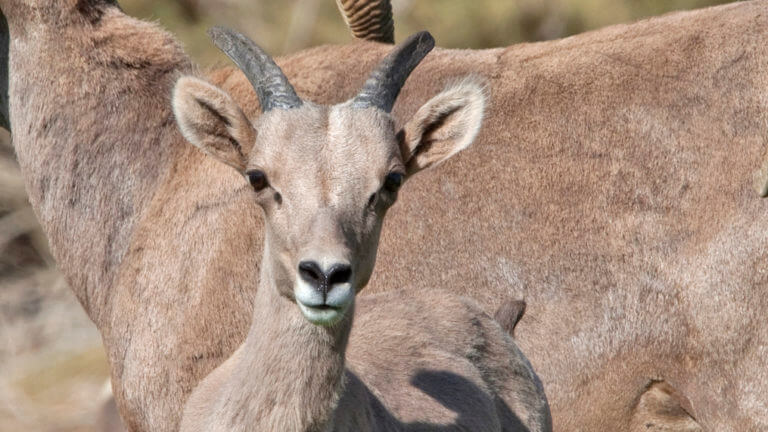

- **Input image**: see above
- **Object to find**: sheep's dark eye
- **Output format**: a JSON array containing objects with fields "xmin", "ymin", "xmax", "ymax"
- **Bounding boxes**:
[
  {"xmin": 383, "ymin": 172, "xmax": 404, "ymax": 193},
  {"xmin": 246, "ymin": 170, "xmax": 269, "ymax": 191}
]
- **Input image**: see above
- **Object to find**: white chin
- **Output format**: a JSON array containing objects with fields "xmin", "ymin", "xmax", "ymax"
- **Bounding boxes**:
[{"xmin": 297, "ymin": 302, "xmax": 349, "ymax": 326}]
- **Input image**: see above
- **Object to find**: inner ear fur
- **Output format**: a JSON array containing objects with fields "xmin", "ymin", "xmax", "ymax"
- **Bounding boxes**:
[
  {"xmin": 172, "ymin": 76, "xmax": 256, "ymax": 171},
  {"xmin": 399, "ymin": 77, "xmax": 487, "ymax": 176}
]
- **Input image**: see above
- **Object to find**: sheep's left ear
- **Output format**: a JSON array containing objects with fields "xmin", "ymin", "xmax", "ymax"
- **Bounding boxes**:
[
  {"xmin": 172, "ymin": 76, "xmax": 256, "ymax": 172},
  {"xmin": 398, "ymin": 79, "xmax": 486, "ymax": 177}
]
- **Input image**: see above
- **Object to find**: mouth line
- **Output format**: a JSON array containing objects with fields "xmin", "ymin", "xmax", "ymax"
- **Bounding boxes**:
[
  {"xmin": 297, "ymin": 297, "xmax": 351, "ymax": 311},
  {"xmin": 305, "ymin": 303, "xmax": 339, "ymax": 311}
]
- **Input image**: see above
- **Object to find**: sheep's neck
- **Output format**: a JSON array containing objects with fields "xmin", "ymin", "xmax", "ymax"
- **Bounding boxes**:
[
  {"xmin": 224, "ymin": 243, "xmax": 352, "ymax": 431},
  {"xmin": 6, "ymin": 7, "xmax": 194, "ymax": 322}
]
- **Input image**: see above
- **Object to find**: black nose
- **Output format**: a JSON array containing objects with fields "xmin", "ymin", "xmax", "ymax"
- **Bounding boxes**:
[{"xmin": 298, "ymin": 261, "xmax": 352, "ymax": 295}]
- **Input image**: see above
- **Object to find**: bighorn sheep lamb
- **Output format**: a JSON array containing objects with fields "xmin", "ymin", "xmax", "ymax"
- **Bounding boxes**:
[
  {"xmin": 2, "ymin": 0, "xmax": 768, "ymax": 430},
  {"xmin": 173, "ymin": 27, "xmax": 550, "ymax": 432}
]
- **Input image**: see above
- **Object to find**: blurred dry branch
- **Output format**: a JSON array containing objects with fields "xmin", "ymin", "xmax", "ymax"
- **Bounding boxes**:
[{"xmin": 283, "ymin": 0, "xmax": 321, "ymax": 53}]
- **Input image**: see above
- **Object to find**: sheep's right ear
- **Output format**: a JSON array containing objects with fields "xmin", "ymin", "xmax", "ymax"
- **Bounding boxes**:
[
  {"xmin": 172, "ymin": 76, "xmax": 256, "ymax": 171},
  {"xmin": 398, "ymin": 78, "xmax": 486, "ymax": 177}
]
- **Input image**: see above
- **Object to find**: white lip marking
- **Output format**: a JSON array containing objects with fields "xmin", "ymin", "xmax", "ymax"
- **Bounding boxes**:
[
  {"xmin": 294, "ymin": 279, "xmax": 325, "ymax": 307},
  {"xmin": 297, "ymin": 302, "xmax": 349, "ymax": 326},
  {"xmin": 294, "ymin": 280, "xmax": 354, "ymax": 326},
  {"xmin": 325, "ymin": 284, "xmax": 353, "ymax": 307}
]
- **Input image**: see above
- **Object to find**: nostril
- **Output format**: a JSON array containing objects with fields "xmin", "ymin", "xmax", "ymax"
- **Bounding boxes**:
[
  {"xmin": 298, "ymin": 261, "xmax": 323, "ymax": 287},
  {"xmin": 327, "ymin": 264, "xmax": 352, "ymax": 287}
]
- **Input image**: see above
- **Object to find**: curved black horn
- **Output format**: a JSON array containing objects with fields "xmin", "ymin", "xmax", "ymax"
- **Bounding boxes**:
[
  {"xmin": 208, "ymin": 26, "xmax": 302, "ymax": 112},
  {"xmin": 351, "ymin": 31, "xmax": 435, "ymax": 112}
]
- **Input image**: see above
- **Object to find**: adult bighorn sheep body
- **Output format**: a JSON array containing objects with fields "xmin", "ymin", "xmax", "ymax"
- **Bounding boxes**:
[
  {"xmin": 174, "ymin": 28, "xmax": 550, "ymax": 432},
  {"xmin": 2, "ymin": 0, "xmax": 767, "ymax": 431}
]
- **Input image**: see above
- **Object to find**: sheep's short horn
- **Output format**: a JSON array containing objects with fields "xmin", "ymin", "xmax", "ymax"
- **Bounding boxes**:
[
  {"xmin": 351, "ymin": 31, "xmax": 434, "ymax": 113},
  {"xmin": 335, "ymin": 0, "xmax": 394, "ymax": 44},
  {"xmin": 208, "ymin": 26, "xmax": 302, "ymax": 112}
]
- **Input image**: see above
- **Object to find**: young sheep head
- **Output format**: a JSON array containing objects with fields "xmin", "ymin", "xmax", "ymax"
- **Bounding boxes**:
[{"xmin": 173, "ymin": 28, "xmax": 485, "ymax": 326}]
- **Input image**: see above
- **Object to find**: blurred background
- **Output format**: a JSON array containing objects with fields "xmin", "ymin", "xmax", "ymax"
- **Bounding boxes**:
[
  {"xmin": 0, "ymin": 0, "xmax": 735, "ymax": 430},
  {"xmin": 121, "ymin": 0, "xmax": 733, "ymax": 64}
]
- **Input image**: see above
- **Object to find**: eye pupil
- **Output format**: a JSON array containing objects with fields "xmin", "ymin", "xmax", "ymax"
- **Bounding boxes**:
[
  {"xmin": 246, "ymin": 170, "xmax": 268, "ymax": 191},
  {"xmin": 384, "ymin": 172, "xmax": 404, "ymax": 193}
]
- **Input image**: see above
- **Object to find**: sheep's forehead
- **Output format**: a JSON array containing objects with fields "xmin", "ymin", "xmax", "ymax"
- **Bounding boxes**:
[{"xmin": 251, "ymin": 104, "xmax": 401, "ymax": 196}]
